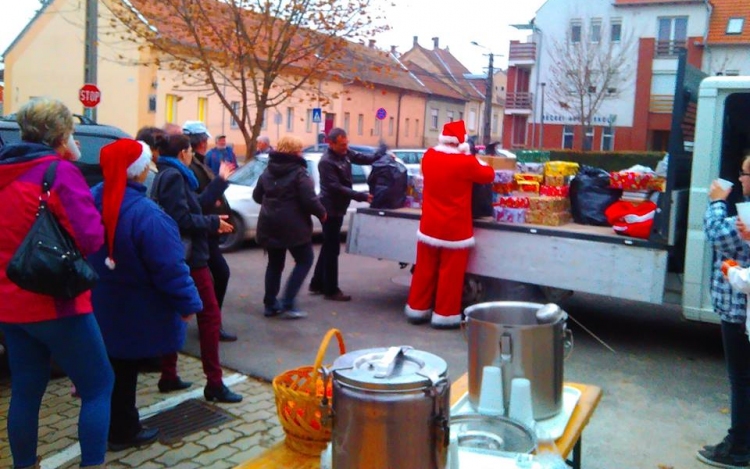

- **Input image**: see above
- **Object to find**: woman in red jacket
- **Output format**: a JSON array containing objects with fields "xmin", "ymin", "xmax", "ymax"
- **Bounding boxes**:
[{"xmin": 0, "ymin": 98, "xmax": 113, "ymax": 469}]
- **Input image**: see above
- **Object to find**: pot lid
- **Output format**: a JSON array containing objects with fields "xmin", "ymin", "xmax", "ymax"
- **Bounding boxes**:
[{"xmin": 332, "ymin": 346, "xmax": 448, "ymax": 391}]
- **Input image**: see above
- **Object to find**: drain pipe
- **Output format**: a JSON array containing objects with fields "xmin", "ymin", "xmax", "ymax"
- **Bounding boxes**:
[{"xmin": 703, "ymin": 0, "xmax": 713, "ymax": 72}]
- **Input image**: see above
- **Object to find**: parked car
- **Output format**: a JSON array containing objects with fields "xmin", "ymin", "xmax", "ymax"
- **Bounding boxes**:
[
  {"xmin": 301, "ymin": 143, "xmax": 384, "ymax": 155},
  {"xmin": 475, "ymin": 144, "xmax": 517, "ymax": 159},
  {"xmin": 0, "ymin": 115, "xmax": 131, "ymax": 187},
  {"xmin": 220, "ymin": 152, "xmax": 372, "ymax": 251},
  {"xmin": 391, "ymin": 148, "xmax": 426, "ymax": 175}
]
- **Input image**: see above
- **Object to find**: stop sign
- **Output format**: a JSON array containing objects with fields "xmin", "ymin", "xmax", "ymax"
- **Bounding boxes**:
[{"xmin": 79, "ymin": 84, "xmax": 101, "ymax": 108}]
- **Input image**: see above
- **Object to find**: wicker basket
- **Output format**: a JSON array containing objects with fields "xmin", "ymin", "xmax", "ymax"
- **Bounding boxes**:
[{"xmin": 272, "ymin": 328, "xmax": 346, "ymax": 455}]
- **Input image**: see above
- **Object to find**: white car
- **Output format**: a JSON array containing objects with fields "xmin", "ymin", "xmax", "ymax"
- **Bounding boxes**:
[
  {"xmin": 391, "ymin": 148, "xmax": 426, "ymax": 176},
  {"xmin": 220, "ymin": 152, "xmax": 372, "ymax": 251}
]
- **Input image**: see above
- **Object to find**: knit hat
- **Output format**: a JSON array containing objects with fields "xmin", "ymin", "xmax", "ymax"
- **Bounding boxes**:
[
  {"xmin": 438, "ymin": 120, "xmax": 470, "ymax": 154},
  {"xmin": 182, "ymin": 120, "xmax": 212, "ymax": 138},
  {"xmin": 99, "ymin": 139, "xmax": 152, "ymax": 269}
]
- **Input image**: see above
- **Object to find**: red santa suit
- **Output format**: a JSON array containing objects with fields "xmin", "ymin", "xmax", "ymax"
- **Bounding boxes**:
[{"xmin": 405, "ymin": 120, "xmax": 495, "ymax": 328}]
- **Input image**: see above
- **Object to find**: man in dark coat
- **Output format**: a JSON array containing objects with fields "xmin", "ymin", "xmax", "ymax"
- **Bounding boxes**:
[{"xmin": 309, "ymin": 128, "xmax": 377, "ymax": 301}]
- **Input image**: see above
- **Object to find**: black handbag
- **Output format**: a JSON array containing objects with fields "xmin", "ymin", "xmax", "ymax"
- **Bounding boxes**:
[{"xmin": 6, "ymin": 161, "xmax": 99, "ymax": 298}]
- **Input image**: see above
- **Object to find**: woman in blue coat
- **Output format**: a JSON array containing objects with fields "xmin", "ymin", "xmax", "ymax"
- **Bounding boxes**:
[{"xmin": 89, "ymin": 139, "xmax": 203, "ymax": 452}]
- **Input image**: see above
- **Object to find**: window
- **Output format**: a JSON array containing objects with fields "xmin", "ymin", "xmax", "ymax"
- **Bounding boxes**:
[
  {"xmin": 305, "ymin": 109, "xmax": 313, "ymax": 132},
  {"xmin": 197, "ymin": 97, "xmax": 208, "ymax": 123},
  {"xmin": 286, "ymin": 107, "xmax": 294, "ymax": 131},
  {"xmin": 492, "ymin": 113, "xmax": 499, "ymax": 134},
  {"xmin": 430, "ymin": 108, "xmax": 439, "ymax": 129},
  {"xmin": 562, "ymin": 125, "xmax": 574, "ymax": 149},
  {"xmin": 590, "ymin": 19, "xmax": 602, "ymax": 43},
  {"xmin": 374, "ymin": 119, "xmax": 382, "ymax": 136},
  {"xmin": 344, "ymin": 112, "xmax": 351, "ymax": 134},
  {"xmin": 571, "ymin": 20, "xmax": 582, "ymax": 43},
  {"xmin": 611, "ymin": 20, "xmax": 622, "ymax": 43},
  {"xmin": 357, "ymin": 114, "xmax": 364, "ymax": 136},
  {"xmin": 405, "ymin": 118, "xmax": 410, "ymax": 137},
  {"xmin": 726, "ymin": 70, "xmax": 741, "ymax": 76},
  {"xmin": 148, "ymin": 95, "xmax": 157, "ymax": 113},
  {"xmin": 459, "ymin": 112, "xmax": 464, "ymax": 121},
  {"xmin": 389, "ymin": 117, "xmax": 394, "ymax": 136},
  {"xmin": 261, "ymin": 109, "xmax": 267, "ymax": 130},
  {"xmin": 351, "ymin": 164, "xmax": 367, "ymax": 184},
  {"xmin": 468, "ymin": 109, "xmax": 477, "ymax": 130},
  {"xmin": 583, "ymin": 126, "xmax": 594, "ymax": 151},
  {"xmin": 447, "ymin": 110, "xmax": 454, "ymax": 123},
  {"xmin": 415, "ymin": 119, "xmax": 420, "ymax": 138},
  {"xmin": 166, "ymin": 94, "xmax": 178, "ymax": 124},
  {"xmin": 657, "ymin": 17, "xmax": 688, "ymax": 56},
  {"xmin": 602, "ymin": 126, "xmax": 615, "ymax": 151},
  {"xmin": 229, "ymin": 101, "xmax": 240, "ymax": 129},
  {"xmin": 727, "ymin": 18, "xmax": 745, "ymax": 35}
]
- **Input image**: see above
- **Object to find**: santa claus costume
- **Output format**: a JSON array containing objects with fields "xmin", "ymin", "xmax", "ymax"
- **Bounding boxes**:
[{"xmin": 405, "ymin": 120, "xmax": 495, "ymax": 328}]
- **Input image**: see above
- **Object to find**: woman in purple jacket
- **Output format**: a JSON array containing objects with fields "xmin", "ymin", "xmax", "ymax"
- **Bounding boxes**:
[{"xmin": 0, "ymin": 99, "xmax": 113, "ymax": 469}]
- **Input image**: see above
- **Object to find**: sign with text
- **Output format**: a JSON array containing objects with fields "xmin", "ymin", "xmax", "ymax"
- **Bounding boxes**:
[{"xmin": 79, "ymin": 84, "xmax": 101, "ymax": 108}]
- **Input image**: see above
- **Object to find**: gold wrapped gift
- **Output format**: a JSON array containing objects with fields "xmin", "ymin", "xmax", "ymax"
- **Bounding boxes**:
[
  {"xmin": 526, "ymin": 210, "xmax": 572, "ymax": 226},
  {"xmin": 544, "ymin": 161, "xmax": 580, "ymax": 177},
  {"xmin": 528, "ymin": 196, "xmax": 571, "ymax": 212}
]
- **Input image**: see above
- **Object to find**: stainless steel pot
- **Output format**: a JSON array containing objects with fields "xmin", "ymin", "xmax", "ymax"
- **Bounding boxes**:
[
  {"xmin": 463, "ymin": 301, "xmax": 570, "ymax": 420},
  {"xmin": 329, "ymin": 346, "xmax": 450, "ymax": 469}
]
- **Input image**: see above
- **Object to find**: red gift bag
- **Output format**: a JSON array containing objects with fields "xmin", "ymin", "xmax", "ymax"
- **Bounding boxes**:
[{"xmin": 604, "ymin": 200, "xmax": 657, "ymax": 239}]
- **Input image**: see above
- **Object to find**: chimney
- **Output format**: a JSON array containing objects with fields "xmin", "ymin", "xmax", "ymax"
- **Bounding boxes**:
[
  {"xmin": 391, "ymin": 45, "xmax": 397, "ymax": 54},
  {"xmin": 432, "ymin": 37, "xmax": 439, "ymax": 49},
  {"xmin": 413, "ymin": 36, "xmax": 418, "ymax": 46},
  {"xmin": 368, "ymin": 39, "xmax": 376, "ymax": 48}
]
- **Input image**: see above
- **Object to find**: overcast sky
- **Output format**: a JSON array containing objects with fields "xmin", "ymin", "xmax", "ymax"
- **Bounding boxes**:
[{"xmin": 0, "ymin": 0, "xmax": 547, "ymax": 74}]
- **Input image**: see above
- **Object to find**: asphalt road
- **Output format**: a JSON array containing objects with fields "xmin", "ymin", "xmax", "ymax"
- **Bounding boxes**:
[{"xmin": 183, "ymin": 241, "xmax": 729, "ymax": 469}]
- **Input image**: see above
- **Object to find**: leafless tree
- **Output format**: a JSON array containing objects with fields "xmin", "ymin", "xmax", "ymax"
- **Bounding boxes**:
[
  {"xmin": 103, "ymin": 0, "xmax": 389, "ymax": 158},
  {"xmin": 546, "ymin": 18, "xmax": 635, "ymax": 150}
]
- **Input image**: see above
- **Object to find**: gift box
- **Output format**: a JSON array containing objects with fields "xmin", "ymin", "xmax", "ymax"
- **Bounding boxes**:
[
  {"xmin": 515, "ymin": 173, "xmax": 544, "ymax": 183},
  {"xmin": 544, "ymin": 161, "xmax": 580, "ymax": 177},
  {"xmin": 529, "ymin": 196, "xmax": 570, "ymax": 212},
  {"xmin": 494, "ymin": 170, "xmax": 515, "ymax": 184},
  {"xmin": 492, "ymin": 182, "xmax": 515, "ymax": 195},
  {"xmin": 526, "ymin": 210, "xmax": 572, "ymax": 226},
  {"xmin": 544, "ymin": 175, "xmax": 567, "ymax": 187},
  {"xmin": 516, "ymin": 162, "xmax": 545, "ymax": 175},
  {"xmin": 609, "ymin": 171, "xmax": 654, "ymax": 191},
  {"xmin": 517, "ymin": 181, "xmax": 540, "ymax": 194},
  {"xmin": 404, "ymin": 196, "xmax": 421, "ymax": 209},
  {"xmin": 539, "ymin": 185, "xmax": 570, "ymax": 197},
  {"xmin": 646, "ymin": 177, "xmax": 667, "ymax": 192},
  {"xmin": 480, "ymin": 156, "xmax": 517, "ymax": 170},
  {"xmin": 495, "ymin": 195, "xmax": 530, "ymax": 209},
  {"xmin": 493, "ymin": 206, "xmax": 527, "ymax": 224},
  {"xmin": 407, "ymin": 174, "xmax": 424, "ymax": 203}
]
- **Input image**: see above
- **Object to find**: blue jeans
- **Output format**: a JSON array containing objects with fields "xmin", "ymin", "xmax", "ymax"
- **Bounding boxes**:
[
  {"xmin": 264, "ymin": 243, "xmax": 315, "ymax": 310},
  {"xmin": 722, "ymin": 320, "xmax": 750, "ymax": 448},
  {"xmin": 1, "ymin": 314, "xmax": 114, "ymax": 468}
]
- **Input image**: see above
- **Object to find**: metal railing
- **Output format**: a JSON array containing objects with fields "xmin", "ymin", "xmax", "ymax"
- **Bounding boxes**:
[
  {"xmin": 505, "ymin": 92, "xmax": 534, "ymax": 110},
  {"xmin": 650, "ymin": 95, "xmax": 674, "ymax": 113},
  {"xmin": 655, "ymin": 40, "xmax": 687, "ymax": 57},
  {"xmin": 509, "ymin": 43, "xmax": 537, "ymax": 62}
]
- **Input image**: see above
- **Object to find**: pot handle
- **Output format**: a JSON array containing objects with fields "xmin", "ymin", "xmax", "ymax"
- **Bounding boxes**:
[
  {"xmin": 499, "ymin": 333, "xmax": 512, "ymax": 363},
  {"xmin": 563, "ymin": 327, "xmax": 574, "ymax": 361}
]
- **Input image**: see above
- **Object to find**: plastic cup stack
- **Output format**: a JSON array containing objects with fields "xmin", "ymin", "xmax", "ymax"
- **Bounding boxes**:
[
  {"xmin": 737, "ymin": 202, "xmax": 750, "ymax": 225},
  {"xmin": 477, "ymin": 366, "xmax": 505, "ymax": 416},
  {"xmin": 508, "ymin": 378, "xmax": 535, "ymax": 431}
]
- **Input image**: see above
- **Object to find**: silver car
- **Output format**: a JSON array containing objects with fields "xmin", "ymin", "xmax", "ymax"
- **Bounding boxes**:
[{"xmin": 219, "ymin": 152, "xmax": 372, "ymax": 251}]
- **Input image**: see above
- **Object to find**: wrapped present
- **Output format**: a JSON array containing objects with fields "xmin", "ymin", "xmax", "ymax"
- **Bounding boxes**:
[
  {"xmin": 495, "ymin": 196, "xmax": 530, "ymax": 209},
  {"xmin": 609, "ymin": 171, "xmax": 654, "ymax": 191},
  {"xmin": 544, "ymin": 175, "xmax": 566, "ymax": 187},
  {"xmin": 516, "ymin": 162, "xmax": 545, "ymax": 175},
  {"xmin": 517, "ymin": 181, "xmax": 540, "ymax": 194},
  {"xmin": 407, "ymin": 174, "xmax": 424, "ymax": 202},
  {"xmin": 526, "ymin": 210, "xmax": 572, "ymax": 226},
  {"xmin": 529, "ymin": 196, "xmax": 570, "ymax": 212},
  {"xmin": 544, "ymin": 161, "xmax": 580, "ymax": 177},
  {"xmin": 647, "ymin": 177, "xmax": 667, "ymax": 192},
  {"xmin": 492, "ymin": 182, "xmax": 515, "ymax": 195},
  {"xmin": 404, "ymin": 196, "xmax": 421, "ymax": 209},
  {"xmin": 480, "ymin": 156, "xmax": 517, "ymax": 170},
  {"xmin": 494, "ymin": 170, "xmax": 515, "ymax": 184},
  {"xmin": 493, "ymin": 206, "xmax": 527, "ymax": 224},
  {"xmin": 515, "ymin": 173, "xmax": 544, "ymax": 183},
  {"xmin": 515, "ymin": 150, "xmax": 551, "ymax": 163},
  {"xmin": 539, "ymin": 185, "xmax": 570, "ymax": 197}
]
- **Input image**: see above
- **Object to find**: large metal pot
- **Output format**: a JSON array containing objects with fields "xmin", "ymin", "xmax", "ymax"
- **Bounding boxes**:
[
  {"xmin": 329, "ymin": 346, "xmax": 450, "ymax": 469},
  {"xmin": 463, "ymin": 301, "xmax": 569, "ymax": 420}
]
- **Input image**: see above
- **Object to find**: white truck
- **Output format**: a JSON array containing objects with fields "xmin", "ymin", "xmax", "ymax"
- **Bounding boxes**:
[{"xmin": 345, "ymin": 53, "xmax": 750, "ymax": 324}]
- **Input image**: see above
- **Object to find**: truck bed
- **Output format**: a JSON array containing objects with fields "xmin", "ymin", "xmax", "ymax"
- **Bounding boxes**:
[{"xmin": 347, "ymin": 208, "xmax": 670, "ymax": 304}]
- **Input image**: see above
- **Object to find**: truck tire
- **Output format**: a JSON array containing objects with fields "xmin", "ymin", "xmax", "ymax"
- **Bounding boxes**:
[
  {"xmin": 219, "ymin": 212, "xmax": 245, "ymax": 253},
  {"xmin": 462, "ymin": 274, "xmax": 486, "ymax": 306}
]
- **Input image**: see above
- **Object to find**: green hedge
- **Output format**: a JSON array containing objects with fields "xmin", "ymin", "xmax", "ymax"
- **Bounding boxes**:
[{"xmin": 546, "ymin": 149, "xmax": 666, "ymax": 173}]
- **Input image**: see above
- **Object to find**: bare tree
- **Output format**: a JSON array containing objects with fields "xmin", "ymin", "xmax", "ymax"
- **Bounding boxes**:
[
  {"xmin": 102, "ymin": 0, "xmax": 389, "ymax": 158},
  {"xmin": 546, "ymin": 18, "xmax": 634, "ymax": 150}
]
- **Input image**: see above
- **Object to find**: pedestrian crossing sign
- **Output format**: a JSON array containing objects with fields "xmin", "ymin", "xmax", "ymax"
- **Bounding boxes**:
[{"xmin": 312, "ymin": 108, "xmax": 322, "ymax": 123}]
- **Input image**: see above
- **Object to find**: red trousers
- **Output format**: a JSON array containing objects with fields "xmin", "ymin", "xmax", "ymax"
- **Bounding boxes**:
[
  {"xmin": 406, "ymin": 242, "xmax": 469, "ymax": 327},
  {"xmin": 162, "ymin": 266, "xmax": 223, "ymax": 388}
]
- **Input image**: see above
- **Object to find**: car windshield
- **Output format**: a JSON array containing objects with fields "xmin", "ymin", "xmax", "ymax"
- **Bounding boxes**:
[
  {"xmin": 229, "ymin": 157, "xmax": 269, "ymax": 186},
  {"xmin": 76, "ymin": 134, "xmax": 123, "ymax": 165}
]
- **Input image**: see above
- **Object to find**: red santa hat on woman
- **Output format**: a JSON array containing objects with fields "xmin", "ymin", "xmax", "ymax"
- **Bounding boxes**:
[
  {"xmin": 99, "ymin": 138, "xmax": 152, "ymax": 269},
  {"xmin": 438, "ymin": 120, "xmax": 471, "ymax": 154}
]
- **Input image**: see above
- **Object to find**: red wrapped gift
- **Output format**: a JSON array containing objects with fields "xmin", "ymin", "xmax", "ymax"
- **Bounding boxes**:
[
  {"xmin": 494, "ymin": 196, "xmax": 530, "ymax": 209},
  {"xmin": 609, "ymin": 171, "xmax": 654, "ymax": 191},
  {"xmin": 492, "ymin": 182, "xmax": 515, "ymax": 195},
  {"xmin": 539, "ymin": 185, "xmax": 569, "ymax": 197}
]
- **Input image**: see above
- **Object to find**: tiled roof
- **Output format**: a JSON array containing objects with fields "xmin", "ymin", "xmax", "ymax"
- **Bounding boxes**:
[
  {"xmin": 404, "ymin": 62, "xmax": 466, "ymax": 100},
  {"xmin": 707, "ymin": 0, "xmax": 750, "ymax": 44},
  {"xmin": 334, "ymin": 43, "xmax": 427, "ymax": 94}
]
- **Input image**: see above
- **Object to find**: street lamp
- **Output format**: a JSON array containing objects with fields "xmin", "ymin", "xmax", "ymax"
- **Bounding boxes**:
[
  {"xmin": 511, "ymin": 22, "xmax": 543, "ymax": 148},
  {"xmin": 471, "ymin": 41, "xmax": 495, "ymax": 146}
]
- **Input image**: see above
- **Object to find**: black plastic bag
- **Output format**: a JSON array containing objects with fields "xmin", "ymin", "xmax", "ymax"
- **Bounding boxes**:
[
  {"xmin": 368, "ymin": 152, "xmax": 408, "ymax": 209},
  {"xmin": 569, "ymin": 165, "xmax": 622, "ymax": 226},
  {"xmin": 472, "ymin": 183, "xmax": 494, "ymax": 219}
]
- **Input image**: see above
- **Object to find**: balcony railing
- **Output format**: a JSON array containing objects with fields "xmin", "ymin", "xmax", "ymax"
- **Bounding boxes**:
[
  {"xmin": 655, "ymin": 40, "xmax": 687, "ymax": 57},
  {"xmin": 506, "ymin": 92, "xmax": 534, "ymax": 111},
  {"xmin": 650, "ymin": 95, "xmax": 674, "ymax": 113},
  {"xmin": 509, "ymin": 43, "xmax": 537, "ymax": 62}
]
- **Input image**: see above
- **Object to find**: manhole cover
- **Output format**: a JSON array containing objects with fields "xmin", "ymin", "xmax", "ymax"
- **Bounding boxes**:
[{"xmin": 142, "ymin": 398, "xmax": 235, "ymax": 445}]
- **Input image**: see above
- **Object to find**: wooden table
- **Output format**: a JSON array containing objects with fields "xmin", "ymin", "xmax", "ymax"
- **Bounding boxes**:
[{"xmin": 236, "ymin": 374, "xmax": 602, "ymax": 469}]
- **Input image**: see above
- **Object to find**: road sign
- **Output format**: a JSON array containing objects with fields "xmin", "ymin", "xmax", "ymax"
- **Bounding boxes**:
[
  {"xmin": 312, "ymin": 108, "xmax": 322, "ymax": 123},
  {"xmin": 376, "ymin": 108, "xmax": 387, "ymax": 120},
  {"xmin": 79, "ymin": 83, "xmax": 101, "ymax": 108}
]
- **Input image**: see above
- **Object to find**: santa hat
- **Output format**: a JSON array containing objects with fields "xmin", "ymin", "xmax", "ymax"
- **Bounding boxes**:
[
  {"xmin": 438, "ymin": 120, "xmax": 470, "ymax": 154},
  {"xmin": 100, "ymin": 139, "xmax": 152, "ymax": 269}
]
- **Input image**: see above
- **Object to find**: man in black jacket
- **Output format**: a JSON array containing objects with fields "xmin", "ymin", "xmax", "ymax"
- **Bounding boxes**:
[{"xmin": 309, "ymin": 128, "xmax": 377, "ymax": 301}]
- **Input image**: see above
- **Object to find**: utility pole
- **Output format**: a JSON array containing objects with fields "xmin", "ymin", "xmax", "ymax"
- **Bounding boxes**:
[
  {"xmin": 483, "ymin": 52, "xmax": 494, "ymax": 146},
  {"xmin": 539, "ymin": 82, "xmax": 546, "ymax": 148},
  {"xmin": 84, "ymin": 0, "xmax": 98, "ymax": 122}
]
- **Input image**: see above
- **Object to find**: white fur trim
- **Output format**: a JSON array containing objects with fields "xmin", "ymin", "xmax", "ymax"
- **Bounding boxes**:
[
  {"xmin": 458, "ymin": 142, "xmax": 471, "ymax": 154},
  {"xmin": 432, "ymin": 144, "xmax": 463, "ymax": 154},
  {"xmin": 126, "ymin": 141, "xmax": 153, "ymax": 178},
  {"xmin": 431, "ymin": 312, "xmax": 462, "ymax": 326},
  {"xmin": 404, "ymin": 304, "xmax": 432, "ymax": 320},
  {"xmin": 417, "ymin": 230, "xmax": 475, "ymax": 248},
  {"xmin": 105, "ymin": 257, "xmax": 116, "ymax": 270},
  {"xmin": 439, "ymin": 134, "xmax": 460, "ymax": 144}
]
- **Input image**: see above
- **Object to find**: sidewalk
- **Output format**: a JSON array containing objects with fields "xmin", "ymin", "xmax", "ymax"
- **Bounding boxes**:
[{"xmin": 0, "ymin": 355, "xmax": 282, "ymax": 469}]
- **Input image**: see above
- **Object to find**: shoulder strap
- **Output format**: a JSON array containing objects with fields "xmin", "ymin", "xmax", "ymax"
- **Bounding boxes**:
[{"xmin": 42, "ymin": 160, "xmax": 60, "ymax": 194}]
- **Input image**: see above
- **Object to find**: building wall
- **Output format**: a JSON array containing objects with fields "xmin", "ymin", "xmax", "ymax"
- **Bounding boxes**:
[
  {"xmin": 703, "ymin": 46, "xmax": 750, "ymax": 76},
  {"xmin": 423, "ymin": 99, "xmax": 468, "ymax": 147}
]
